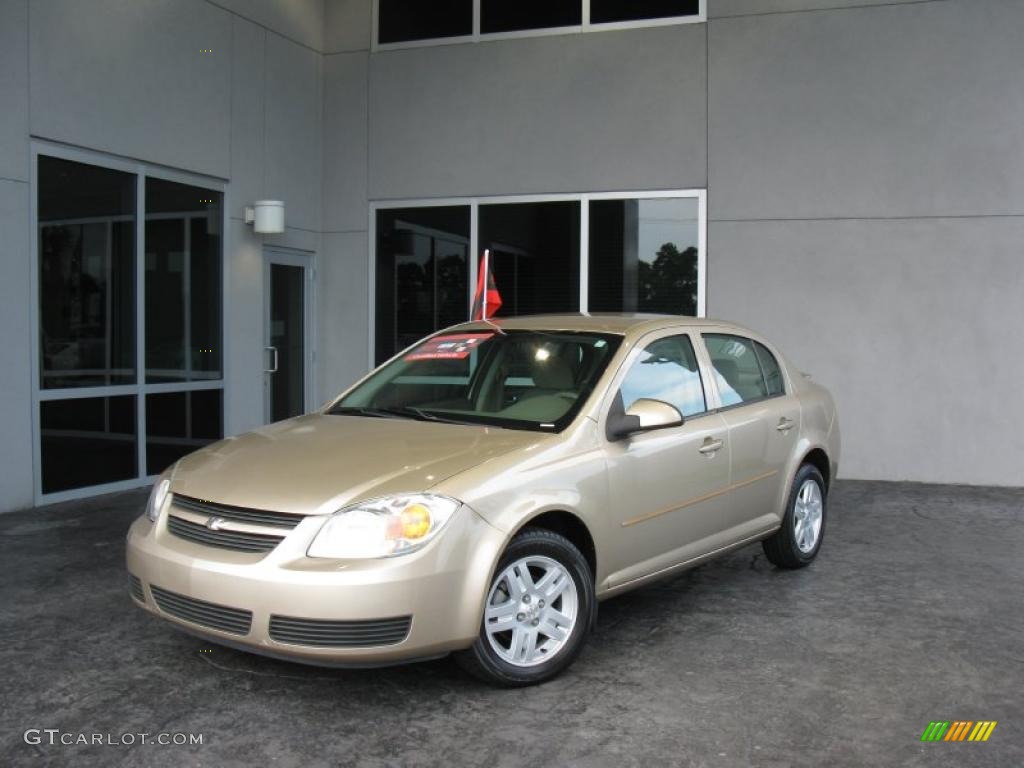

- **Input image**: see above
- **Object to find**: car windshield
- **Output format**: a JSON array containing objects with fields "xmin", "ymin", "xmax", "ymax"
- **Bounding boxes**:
[{"xmin": 329, "ymin": 329, "xmax": 623, "ymax": 431}]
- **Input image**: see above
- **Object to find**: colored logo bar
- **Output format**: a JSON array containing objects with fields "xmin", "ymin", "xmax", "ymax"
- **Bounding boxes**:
[{"xmin": 921, "ymin": 721, "xmax": 997, "ymax": 742}]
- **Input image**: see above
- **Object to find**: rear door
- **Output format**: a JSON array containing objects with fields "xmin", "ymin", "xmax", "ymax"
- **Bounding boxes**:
[{"xmin": 701, "ymin": 333, "xmax": 800, "ymax": 533}]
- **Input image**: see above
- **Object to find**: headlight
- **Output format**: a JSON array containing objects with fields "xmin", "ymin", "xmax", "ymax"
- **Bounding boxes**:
[
  {"xmin": 307, "ymin": 494, "xmax": 461, "ymax": 559},
  {"xmin": 146, "ymin": 477, "xmax": 171, "ymax": 522}
]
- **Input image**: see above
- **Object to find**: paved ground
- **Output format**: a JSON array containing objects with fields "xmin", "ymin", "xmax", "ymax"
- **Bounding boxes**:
[{"xmin": 0, "ymin": 480, "xmax": 1021, "ymax": 767}]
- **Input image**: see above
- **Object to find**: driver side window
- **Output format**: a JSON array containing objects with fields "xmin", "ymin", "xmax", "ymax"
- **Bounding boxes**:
[{"xmin": 619, "ymin": 334, "xmax": 706, "ymax": 417}]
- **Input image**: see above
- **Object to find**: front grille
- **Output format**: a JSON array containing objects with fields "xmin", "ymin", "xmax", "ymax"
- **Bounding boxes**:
[
  {"xmin": 150, "ymin": 585, "xmax": 252, "ymax": 636},
  {"xmin": 269, "ymin": 615, "xmax": 412, "ymax": 648},
  {"xmin": 129, "ymin": 574, "xmax": 145, "ymax": 602},
  {"xmin": 172, "ymin": 495, "xmax": 306, "ymax": 529},
  {"xmin": 167, "ymin": 516, "xmax": 285, "ymax": 553}
]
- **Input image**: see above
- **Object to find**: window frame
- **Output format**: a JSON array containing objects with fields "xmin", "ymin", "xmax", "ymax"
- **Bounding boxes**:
[
  {"xmin": 372, "ymin": 0, "xmax": 706, "ymax": 52},
  {"xmin": 368, "ymin": 189, "xmax": 707, "ymax": 369},
  {"xmin": 700, "ymin": 332, "xmax": 787, "ymax": 413},
  {"xmin": 30, "ymin": 141, "xmax": 228, "ymax": 505},
  {"xmin": 752, "ymin": 339, "xmax": 785, "ymax": 398}
]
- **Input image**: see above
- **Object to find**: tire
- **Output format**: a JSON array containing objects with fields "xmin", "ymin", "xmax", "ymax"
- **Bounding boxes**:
[
  {"xmin": 456, "ymin": 528, "xmax": 595, "ymax": 687},
  {"xmin": 762, "ymin": 463, "xmax": 827, "ymax": 569}
]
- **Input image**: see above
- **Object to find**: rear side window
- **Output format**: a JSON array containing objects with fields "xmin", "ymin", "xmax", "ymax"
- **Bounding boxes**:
[
  {"xmin": 619, "ymin": 334, "xmax": 706, "ymax": 417},
  {"xmin": 753, "ymin": 341, "xmax": 785, "ymax": 396},
  {"xmin": 703, "ymin": 334, "xmax": 769, "ymax": 407}
]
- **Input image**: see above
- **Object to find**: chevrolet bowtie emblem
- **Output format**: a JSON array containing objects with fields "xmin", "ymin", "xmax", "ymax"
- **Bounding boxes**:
[{"xmin": 206, "ymin": 516, "xmax": 226, "ymax": 531}]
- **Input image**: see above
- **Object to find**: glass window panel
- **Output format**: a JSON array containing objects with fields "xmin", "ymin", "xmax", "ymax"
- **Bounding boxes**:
[
  {"xmin": 38, "ymin": 156, "xmax": 136, "ymax": 389},
  {"xmin": 620, "ymin": 335, "xmax": 706, "ymax": 417},
  {"xmin": 270, "ymin": 264, "xmax": 306, "ymax": 422},
  {"xmin": 588, "ymin": 197, "xmax": 699, "ymax": 316},
  {"xmin": 704, "ymin": 334, "xmax": 769, "ymax": 407},
  {"xmin": 478, "ymin": 201, "xmax": 580, "ymax": 319},
  {"xmin": 378, "ymin": 0, "xmax": 473, "ymax": 44},
  {"xmin": 754, "ymin": 341, "xmax": 785, "ymax": 396},
  {"xmin": 40, "ymin": 396, "xmax": 137, "ymax": 493},
  {"xmin": 482, "ymin": 0, "xmax": 581, "ymax": 34},
  {"xmin": 375, "ymin": 206, "xmax": 471, "ymax": 365},
  {"xmin": 145, "ymin": 177, "xmax": 223, "ymax": 383},
  {"xmin": 146, "ymin": 390, "xmax": 223, "ymax": 475},
  {"xmin": 591, "ymin": 0, "xmax": 700, "ymax": 24}
]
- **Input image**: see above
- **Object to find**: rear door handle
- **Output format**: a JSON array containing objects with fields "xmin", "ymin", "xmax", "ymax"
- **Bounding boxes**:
[
  {"xmin": 699, "ymin": 438, "xmax": 724, "ymax": 455},
  {"xmin": 776, "ymin": 417, "xmax": 795, "ymax": 433}
]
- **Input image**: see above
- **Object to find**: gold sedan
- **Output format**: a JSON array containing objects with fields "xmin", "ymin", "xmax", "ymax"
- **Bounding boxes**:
[{"xmin": 127, "ymin": 315, "xmax": 840, "ymax": 686}]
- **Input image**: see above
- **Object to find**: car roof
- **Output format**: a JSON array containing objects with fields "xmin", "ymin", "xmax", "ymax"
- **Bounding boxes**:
[{"xmin": 452, "ymin": 313, "xmax": 756, "ymax": 339}]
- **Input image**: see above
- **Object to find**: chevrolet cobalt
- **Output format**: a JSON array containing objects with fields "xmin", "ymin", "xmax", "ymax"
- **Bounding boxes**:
[{"xmin": 128, "ymin": 315, "xmax": 840, "ymax": 686}]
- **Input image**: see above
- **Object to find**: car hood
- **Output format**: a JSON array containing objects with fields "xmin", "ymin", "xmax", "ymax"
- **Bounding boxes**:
[{"xmin": 169, "ymin": 413, "xmax": 544, "ymax": 515}]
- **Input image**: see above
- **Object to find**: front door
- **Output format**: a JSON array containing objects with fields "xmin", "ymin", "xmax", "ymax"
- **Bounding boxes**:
[
  {"xmin": 264, "ymin": 249, "xmax": 313, "ymax": 423},
  {"xmin": 601, "ymin": 332, "xmax": 732, "ymax": 588}
]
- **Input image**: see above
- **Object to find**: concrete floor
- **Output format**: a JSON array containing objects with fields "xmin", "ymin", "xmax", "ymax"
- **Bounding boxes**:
[{"xmin": 1, "ymin": 480, "xmax": 1021, "ymax": 767}]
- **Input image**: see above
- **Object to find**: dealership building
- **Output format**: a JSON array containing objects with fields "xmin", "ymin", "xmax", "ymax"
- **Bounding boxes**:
[{"xmin": 0, "ymin": 0, "xmax": 1020, "ymax": 511}]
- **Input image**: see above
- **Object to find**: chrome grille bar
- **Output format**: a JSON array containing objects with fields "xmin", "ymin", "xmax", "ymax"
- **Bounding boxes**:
[
  {"xmin": 150, "ymin": 585, "xmax": 252, "ymax": 636},
  {"xmin": 269, "ymin": 615, "xmax": 412, "ymax": 648}
]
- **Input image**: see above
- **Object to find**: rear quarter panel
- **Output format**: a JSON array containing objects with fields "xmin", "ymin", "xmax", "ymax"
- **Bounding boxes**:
[{"xmin": 781, "ymin": 355, "xmax": 841, "ymax": 517}]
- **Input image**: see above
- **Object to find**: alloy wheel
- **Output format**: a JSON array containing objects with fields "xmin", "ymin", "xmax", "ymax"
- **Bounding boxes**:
[
  {"xmin": 484, "ymin": 555, "xmax": 579, "ymax": 667},
  {"xmin": 793, "ymin": 478, "xmax": 823, "ymax": 553}
]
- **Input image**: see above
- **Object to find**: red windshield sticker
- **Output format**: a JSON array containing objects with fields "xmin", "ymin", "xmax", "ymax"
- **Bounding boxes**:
[{"xmin": 405, "ymin": 333, "xmax": 494, "ymax": 361}]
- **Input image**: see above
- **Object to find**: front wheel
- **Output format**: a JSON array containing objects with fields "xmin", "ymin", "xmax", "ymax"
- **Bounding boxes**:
[
  {"xmin": 455, "ymin": 528, "xmax": 594, "ymax": 687},
  {"xmin": 762, "ymin": 464, "xmax": 827, "ymax": 569}
]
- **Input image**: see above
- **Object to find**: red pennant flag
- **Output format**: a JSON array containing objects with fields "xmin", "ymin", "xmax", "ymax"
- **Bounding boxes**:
[{"xmin": 471, "ymin": 249, "xmax": 503, "ymax": 320}]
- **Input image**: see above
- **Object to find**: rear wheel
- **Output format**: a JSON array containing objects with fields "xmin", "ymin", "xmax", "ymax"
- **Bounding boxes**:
[
  {"xmin": 456, "ymin": 528, "xmax": 594, "ymax": 687},
  {"xmin": 762, "ymin": 464, "xmax": 826, "ymax": 569}
]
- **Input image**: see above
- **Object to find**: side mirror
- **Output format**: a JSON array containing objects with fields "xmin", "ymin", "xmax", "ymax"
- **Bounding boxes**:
[{"xmin": 606, "ymin": 396, "xmax": 683, "ymax": 441}]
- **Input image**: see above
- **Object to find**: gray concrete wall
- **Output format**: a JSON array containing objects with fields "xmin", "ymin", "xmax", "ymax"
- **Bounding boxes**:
[
  {"xmin": 367, "ymin": 24, "xmax": 708, "ymax": 200},
  {"xmin": 319, "ymin": 49, "xmax": 371, "ymax": 398},
  {"xmin": 325, "ymin": 0, "xmax": 372, "ymax": 53},
  {"xmin": 0, "ymin": 0, "xmax": 35, "ymax": 512},
  {"xmin": 708, "ymin": 0, "xmax": 1024, "ymax": 484},
  {"xmin": 213, "ymin": 0, "xmax": 325, "ymax": 51}
]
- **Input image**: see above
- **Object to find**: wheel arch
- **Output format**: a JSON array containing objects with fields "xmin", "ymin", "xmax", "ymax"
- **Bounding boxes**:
[
  {"xmin": 801, "ymin": 447, "xmax": 832, "ymax": 490},
  {"xmin": 509, "ymin": 509, "xmax": 597, "ymax": 584}
]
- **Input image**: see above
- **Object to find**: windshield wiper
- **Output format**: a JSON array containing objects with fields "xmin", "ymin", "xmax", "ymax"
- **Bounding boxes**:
[
  {"xmin": 398, "ymin": 406, "xmax": 472, "ymax": 425},
  {"xmin": 328, "ymin": 406, "xmax": 413, "ymax": 420},
  {"xmin": 329, "ymin": 405, "xmax": 471, "ymax": 425}
]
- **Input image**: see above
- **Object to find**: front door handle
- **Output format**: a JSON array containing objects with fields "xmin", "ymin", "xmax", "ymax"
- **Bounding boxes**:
[
  {"xmin": 776, "ymin": 417, "xmax": 795, "ymax": 433},
  {"xmin": 698, "ymin": 438, "xmax": 724, "ymax": 455},
  {"xmin": 264, "ymin": 346, "xmax": 279, "ymax": 374}
]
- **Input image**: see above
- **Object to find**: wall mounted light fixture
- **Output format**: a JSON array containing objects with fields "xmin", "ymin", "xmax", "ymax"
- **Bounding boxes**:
[{"xmin": 245, "ymin": 200, "xmax": 285, "ymax": 234}]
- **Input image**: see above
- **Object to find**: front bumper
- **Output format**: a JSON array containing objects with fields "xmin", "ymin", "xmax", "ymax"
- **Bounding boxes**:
[{"xmin": 126, "ymin": 501, "xmax": 506, "ymax": 666}]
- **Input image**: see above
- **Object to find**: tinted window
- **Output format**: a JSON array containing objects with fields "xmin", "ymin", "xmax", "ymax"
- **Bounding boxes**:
[
  {"xmin": 145, "ymin": 177, "xmax": 223, "ymax": 383},
  {"xmin": 38, "ymin": 156, "xmax": 136, "ymax": 389},
  {"xmin": 481, "ymin": 0, "xmax": 581, "ymax": 33},
  {"xmin": 375, "ymin": 206, "xmax": 470, "ymax": 364},
  {"xmin": 591, "ymin": 0, "xmax": 700, "ymax": 24},
  {"xmin": 378, "ymin": 0, "xmax": 473, "ymax": 44},
  {"xmin": 40, "ymin": 396, "xmax": 137, "ymax": 493},
  {"xmin": 704, "ymin": 334, "xmax": 768, "ymax": 407},
  {"xmin": 478, "ymin": 201, "xmax": 580, "ymax": 318},
  {"xmin": 619, "ymin": 335, "xmax": 705, "ymax": 417},
  {"xmin": 588, "ymin": 197, "xmax": 699, "ymax": 316},
  {"xmin": 754, "ymin": 341, "xmax": 784, "ymax": 396},
  {"xmin": 146, "ymin": 390, "xmax": 223, "ymax": 476}
]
